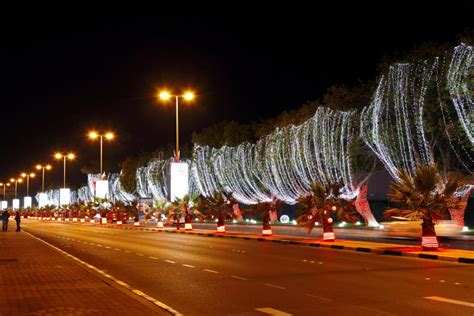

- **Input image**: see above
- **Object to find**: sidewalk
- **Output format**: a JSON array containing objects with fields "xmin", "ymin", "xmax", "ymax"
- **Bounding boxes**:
[
  {"xmin": 0, "ymin": 223, "xmax": 168, "ymax": 315},
  {"xmin": 36, "ymin": 218, "xmax": 474, "ymax": 265}
]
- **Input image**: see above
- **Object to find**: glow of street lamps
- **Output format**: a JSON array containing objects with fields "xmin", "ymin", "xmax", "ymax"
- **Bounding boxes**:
[
  {"xmin": 87, "ymin": 131, "xmax": 115, "ymax": 175},
  {"xmin": 88, "ymin": 131, "xmax": 99, "ymax": 139},
  {"xmin": 183, "ymin": 91, "xmax": 195, "ymax": 101},
  {"xmin": 36, "ymin": 164, "xmax": 52, "ymax": 192},
  {"xmin": 156, "ymin": 88, "xmax": 196, "ymax": 161},
  {"xmin": 158, "ymin": 90, "xmax": 171, "ymax": 101},
  {"xmin": 54, "ymin": 152, "xmax": 76, "ymax": 188}
]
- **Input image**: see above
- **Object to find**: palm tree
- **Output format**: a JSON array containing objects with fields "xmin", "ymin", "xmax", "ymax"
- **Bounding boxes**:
[
  {"xmin": 171, "ymin": 194, "xmax": 201, "ymax": 230},
  {"xmin": 385, "ymin": 165, "xmax": 467, "ymax": 251},
  {"xmin": 199, "ymin": 192, "xmax": 237, "ymax": 233},
  {"xmin": 153, "ymin": 200, "xmax": 166, "ymax": 227},
  {"xmin": 250, "ymin": 198, "xmax": 283, "ymax": 236},
  {"xmin": 296, "ymin": 182, "xmax": 359, "ymax": 241}
]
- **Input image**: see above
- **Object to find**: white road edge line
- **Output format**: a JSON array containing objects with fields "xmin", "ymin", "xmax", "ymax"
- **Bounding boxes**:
[
  {"xmin": 23, "ymin": 231, "xmax": 182, "ymax": 316},
  {"xmin": 203, "ymin": 269, "xmax": 219, "ymax": 274},
  {"xmin": 264, "ymin": 283, "xmax": 286, "ymax": 290},
  {"xmin": 424, "ymin": 296, "xmax": 474, "ymax": 308},
  {"xmin": 255, "ymin": 307, "xmax": 292, "ymax": 316},
  {"xmin": 231, "ymin": 275, "xmax": 248, "ymax": 281}
]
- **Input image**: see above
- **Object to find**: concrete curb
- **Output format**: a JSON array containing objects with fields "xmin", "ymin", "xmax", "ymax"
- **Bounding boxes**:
[{"xmin": 33, "ymin": 219, "xmax": 474, "ymax": 265}]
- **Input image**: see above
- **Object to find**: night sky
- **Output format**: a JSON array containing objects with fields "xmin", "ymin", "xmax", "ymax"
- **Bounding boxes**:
[{"xmin": 0, "ymin": 5, "xmax": 473, "ymax": 192}]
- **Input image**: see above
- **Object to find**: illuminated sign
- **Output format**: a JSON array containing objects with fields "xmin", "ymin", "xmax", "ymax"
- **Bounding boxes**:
[
  {"xmin": 13, "ymin": 199, "xmax": 20, "ymax": 210},
  {"xmin": 38, "ymin": 193, "xmax": 48, "ymax": 208},
  {"xmin": 59, "ymin": 188, "xmax": 71, "ymax": 206},
  {"xmin": 170, "ymin": 162, "xmax": 189, "ymax": 202},
  {"xmin": 95, "ymin": 180, "xmax": 109, "ymax": 199},
  {"xmin": 24, "ymin": 196, "xmax": 32, "ymax": 208}
]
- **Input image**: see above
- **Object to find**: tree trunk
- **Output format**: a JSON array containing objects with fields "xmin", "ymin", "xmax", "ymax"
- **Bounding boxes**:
[
  {"xmin": 184, "ymin": 210, "xmax": 193, "ymax": 230},
  {"xmin": 217, "ymin": 213, "xmax": 225, "ymax": 233},
  {"xmin": 354, "ymin": 184, "xmax": 379, "ymax": 227},
  {"xmin": 262, "ymin": 214, "xmax": 272, "ymax": 236},
  {"xmin": 421, "ymin": 216, "xmax": 438, "ymax": 251},
  {"xmin": 322, "ymin": 210, "xmax": 335, "ymax": 241}
]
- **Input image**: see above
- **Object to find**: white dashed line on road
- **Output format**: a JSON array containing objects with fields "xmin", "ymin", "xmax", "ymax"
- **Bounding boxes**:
[
  {"xmin": 424, "ymin": 296, "xmax": 474, "ymax": 308},
  {"xmin": 165, "ymin": 260, "xmax": 175, "ymax": 264},
  {"xmin": 182, "ymin": 264, "xmax": 195, "ymax": 268},
  {"xmin": 305, "ymin": 294, "xmax": 332, "ymax": 301},
  {"xmin": 105, "ymin": 246, "xmax": 111, "ymax": 249},
  {"xmin": 136, "ymin": 253, "xmax": 144, "ymax": 256},
  {"xmin": 231, "ymin": 275, "xmax": 248, "ymax": 281},
  {"xmin": 149, "ymin": 256, "xmax": 159, "ymax": 260},
  {"xmin": 203, "ymin": 269, "xmax": 219, "ymax": 274},
  {"xmin": 255, "ymin": 307, "xmax": 292, "ymax": 315},
  {"xmin": 264, "ymin": 283, "xmax": 286, "ymax": 290},
  {"xmin": 114, "ymin": 248, "xmax": 121, "ymax": 251}
]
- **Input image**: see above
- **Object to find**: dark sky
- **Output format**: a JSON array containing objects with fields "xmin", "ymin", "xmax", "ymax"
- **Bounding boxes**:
[{"xmin": 0, "ymin": 5, "xmax": 473, "ymax": 192}]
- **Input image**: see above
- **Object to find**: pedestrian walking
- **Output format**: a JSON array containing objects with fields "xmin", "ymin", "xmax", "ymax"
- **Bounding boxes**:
[
  {"xmin": 2, "ymin": 210, "xmax": 10, "ymax": 231},
  {"xmin": 15, "ymin": 211, "xmax": 21, "ymax": 232}
]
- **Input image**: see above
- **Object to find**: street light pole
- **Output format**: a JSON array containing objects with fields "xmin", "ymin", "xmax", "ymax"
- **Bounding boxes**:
[
  {"xmin": 63, "ymin": 156, "xmax": 67, "ymax": 188},
  {"xmin": 175, "ymin": 95, "xmax": 180, "ymax": 162},
  {"xmin": 158, "ymin": 90, "xmax": 194, "ymax": 162},
  {"xmin": 100, "ymin": 135, "xmax": 103, "ymax": 175},
  {"xmin": 36, "ymin": 164, "xmax": 51, "ymax": 193},
  {"xmin": 54, "ymin": 153, "xmax": 75, "ymax": 189}
]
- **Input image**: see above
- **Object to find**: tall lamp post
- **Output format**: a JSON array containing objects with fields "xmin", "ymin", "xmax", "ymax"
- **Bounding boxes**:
[
  {"xmin": 21, "ymin": 172, "xmax": 35, "ymax": 197},
  {"xmin": 157, "ymin": 90, "xmax": 195, "ymax": 162},
  {"xmin": 54, "ymin": 152, "xmax": 75, "ymax": 206},
  {"xmin": 21, "ymin": 172, "xmax": 35, "ymax": 208},
  {"xmin": 36, "ymin": 164, "xmax": 52, "ymax": 208},
  {"xmin": 54, "ymin": 153, "xmax": 75, "ymax": 188},
  {"xmin": 87, "ymin": 131, "xmax": 114, "ymax": 176},
  {"xmin": 10, "ymin": 178, "xmax": 23, "ymax": 210},
  {"xmin": 36, "ymin": 164, "xmax": 52, "ymax": 193},
  {"xmin": 0, "ymin": 182, "xmax": 10, "ymax": 210}
]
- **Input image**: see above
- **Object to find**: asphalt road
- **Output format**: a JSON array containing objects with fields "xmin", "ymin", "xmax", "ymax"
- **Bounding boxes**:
[{"xmin": 24, "ymin": 221, "xmax": 474, "ymax": 315}]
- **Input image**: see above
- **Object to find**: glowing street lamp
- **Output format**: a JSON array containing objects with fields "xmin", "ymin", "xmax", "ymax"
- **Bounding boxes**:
[
  {"xmin": 87, "ymin": 131, "xmax": 115, "ymax": 176},
  {"xmin": 36, "ymin": 164, "xmax": 52, "ymax": 193},
  {"xmin": 54, "ymin": 153, "xmax": 75, "ymax": 188},
  {"xmin": 157, "ymin": 89, "xmax": 195, "ymax": 162},
  {"xmin": 10, "ymin": 178, "xmax": 23, "ymax": 199},
  {"xmin": 21, "ymin": 172, "xmax": 35, "ymax": 196}
]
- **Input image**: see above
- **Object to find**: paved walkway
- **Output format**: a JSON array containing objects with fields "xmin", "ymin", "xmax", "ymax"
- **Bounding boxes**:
[{"xmin": 0, "ymin": 221, "xmax": 167, "ymax": 315}]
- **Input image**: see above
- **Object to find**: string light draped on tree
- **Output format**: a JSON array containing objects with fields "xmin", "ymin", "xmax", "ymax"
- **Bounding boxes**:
[
  {"xmin": 361, "ymin": 60, "xmax": 437, "ymax": 180},
  {"xmin": 440, "ymin": 44, "xmax": 474, "ymax": 174},
  {"xmin": 193, "ymin": 107, "xmax": 357, "ymax": 204}
]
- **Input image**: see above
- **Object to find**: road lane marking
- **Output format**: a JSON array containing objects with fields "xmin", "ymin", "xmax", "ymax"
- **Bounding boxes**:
[
  {"xmin": 105, "ymin": 246, "xmax": 111, "ymax": 249},
  {"xmin": 255, "ymin": 307, "xmax": 292, "ymax": 315},
  {"xmin": 203, "ymin": 269, "xmax": 219, "ymax": 274},
  {"xmin": 182, "ymin": 264, "xmax": 195, "ymax": 268},
  {"xmin": 125, "ymin": 250, "xmax": 131, "ymax": 253},
  {"xmin": 455, "ymin": 282, "xmax": 460, "ymax": 285},
  {"xmin": 264, "ymin": 283, "xmax": 286, "ymax": 290},
  {"xmin": 231, "ymin": 275, "xmax": 248, "ymax": 280},
  {"xmin": 424, "ymin": 296, "xmax": 474, "ymax": 307},
  {"xmin": 136, "ymin": 253, "xmax": 144, "ymax": 256},
  {"xmin": 149, "ymin": 256, "xmax": 159, "ymax": 260},
  {"xmin": 425, "ymin": 278, "xmax": 430, "ymax": 280},
  {"xmin": 23, "ymin": 231, "xmax": 182, "ymax": 316},
  {"xmin": 165, "ymin": 260, "xmax": 176, "ymax": 264},
  {"xmin": 305, "ymin": 294, "xmax": 332, "ymax": 301},
  {"xmin": 114, "ymin": 248, "xmax": 121, "ymax": 251},
  {"xmin": 440, "ymin": 280, "xmax": 445, "ymax": 283}
]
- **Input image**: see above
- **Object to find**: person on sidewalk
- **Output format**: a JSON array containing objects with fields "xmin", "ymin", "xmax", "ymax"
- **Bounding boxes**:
[
  {"xmin": 15, "ymin": 211, "xmax": 21, "ymax": 232},
  {"xmin": 2, "ymin": 210, "xmax": 10, "ymax": 231}
]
